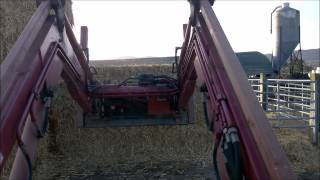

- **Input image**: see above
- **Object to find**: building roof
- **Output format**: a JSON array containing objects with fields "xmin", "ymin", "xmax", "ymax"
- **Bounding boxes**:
[{"xmin": 236, "ymin": 51, "xmax": 274, "ymax": 75}]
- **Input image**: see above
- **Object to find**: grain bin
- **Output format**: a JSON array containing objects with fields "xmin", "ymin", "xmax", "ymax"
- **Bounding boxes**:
[{"xmin": 271, "ymin": 2, "xmax": 300, "ymax": 73}]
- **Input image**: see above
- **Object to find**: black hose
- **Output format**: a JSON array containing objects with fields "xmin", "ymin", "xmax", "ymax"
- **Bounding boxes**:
[
  {"xmin": 212, "ymin": 135, "xmax": 221, "ymax": 180},
  {"xmin": 232, "ymin": 141, "xmax": 242, "ymax": 180},
  {"xmin": 118, "ymin": 75, "xmax": 178, "ymax": 88},
  {"xmin": 202, "ymin": 93, "xmax": 212, "ymax": 130},
  {"xmin": 223, "ymin": 138, "xmax": 234, "ymax": 178},
  {"xmin": 41, "ymin": 107, "xmax": 49, "ymax": 135},
  {"xmin": 33, "ymin": 103, "xmax": 50, "ymax": 138},
  {"xmin": 118, "ymin": 77, "xmax": 138, "ymax": 86},
  {"xmin": 226, "ymin": 143, "xmax": 241, "ymax": 179},
  {"xmin": 203, "ymin": 101, "xmax": 210, "ymax": 128},
  {"xmin": 222, "ymin": 128, "xmax": 242, "ymax": 180}
]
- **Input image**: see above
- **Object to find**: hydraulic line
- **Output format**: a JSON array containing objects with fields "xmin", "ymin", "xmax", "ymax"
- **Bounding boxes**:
[
  {"xmin": 212, "ymin": 133, "xmax": 222, "ymax": 180},
  {"xmin": 32, "ymin": 106, "xmax": 49, "ymax": 138},
  {"xmin": 232, "ymin": 139, "xmax": 242, "ymax": 179},
  {"xmin": 202, "ymin": 93, "xmax": 213, "ymax": 131},
  {"xmin": 117, "ymin": 75, "xmax": 178, "ymax": 88},
  {"xmin": 32, "ymin": 88, "xmax": 53, "ymax": 138},
  {"xmin": 222, "ymin": 127, "xmax": 242, "ymax": 180}
]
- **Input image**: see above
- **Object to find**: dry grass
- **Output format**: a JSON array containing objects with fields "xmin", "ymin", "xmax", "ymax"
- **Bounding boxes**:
[{"xmin": 275, "ymin": 128, "xmax": 320, "ymax": 178}]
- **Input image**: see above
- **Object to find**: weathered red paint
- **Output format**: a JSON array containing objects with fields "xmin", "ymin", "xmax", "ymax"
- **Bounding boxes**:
[{"xmin": 148, "ymin": 96, "xmax": 172, "ymax": 115}]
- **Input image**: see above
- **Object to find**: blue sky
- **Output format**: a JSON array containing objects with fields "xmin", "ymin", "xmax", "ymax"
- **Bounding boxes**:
[{"xmin": 72, "ymin": 0, "xmax": 319, "ymax": 60}]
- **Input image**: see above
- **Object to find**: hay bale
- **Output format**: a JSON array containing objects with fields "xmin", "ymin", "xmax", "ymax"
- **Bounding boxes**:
[{"xmin": 0, "ymin": 0, "xmax": 74, "ymax": 64}]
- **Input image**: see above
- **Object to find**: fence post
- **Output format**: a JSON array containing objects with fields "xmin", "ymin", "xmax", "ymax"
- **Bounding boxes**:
[
  {"xmin": 301, "ymin": 83, "xmax": 304, "ymax": 112},
  {"xmin": 310, "ymin": 72, "xmax": 319, "ymax": 145},
  {"xmin": 260, "ymin": 73, "xmax": 267, "ymax": 110}
]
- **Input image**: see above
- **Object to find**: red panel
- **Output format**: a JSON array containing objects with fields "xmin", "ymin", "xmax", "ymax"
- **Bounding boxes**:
[{"xmin": 148, "ymin": 96, "xmax": 171, "ymax": 115}]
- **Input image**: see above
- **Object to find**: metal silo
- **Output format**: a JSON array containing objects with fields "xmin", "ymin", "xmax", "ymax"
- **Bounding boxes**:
[{"xmin": 271, "ymin": 2, "xmax": 300, "ymax": 73}]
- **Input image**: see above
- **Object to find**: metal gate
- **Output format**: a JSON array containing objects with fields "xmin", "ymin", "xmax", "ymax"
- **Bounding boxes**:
[{"xmin": 249, "ymin": 76, "xmax": 319, "ymax": 144}]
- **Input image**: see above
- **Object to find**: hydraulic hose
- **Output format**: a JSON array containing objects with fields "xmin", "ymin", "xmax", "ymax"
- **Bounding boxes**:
[
  {"xmin": 222, "ymin": 127, "xmax": 242, "ymax": 180},
  {"xmin": 202, "ymin": 93, "xmax": 210, "ymax": 129},
  {"xmin": 212, "ymin": 134, "xmax": 222, "ymax": 180},
  {"xmin": 232, "ymin": 140, "xmax": 242, "ymax": 179}
]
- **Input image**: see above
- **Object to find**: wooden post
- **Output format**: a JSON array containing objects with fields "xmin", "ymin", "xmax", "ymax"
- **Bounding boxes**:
[
  {"xmin": 260, "ymin": 73, "xmax": 267, "ymax": 110},
  {"xmin": 310, "ymin": 72, "xmax": 319, "ymax": 145}
]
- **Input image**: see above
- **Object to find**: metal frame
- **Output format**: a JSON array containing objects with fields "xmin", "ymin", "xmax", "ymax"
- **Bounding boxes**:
[{"xmin": 0, "ymin": 2, "xmax": 91, "ymax": 177}]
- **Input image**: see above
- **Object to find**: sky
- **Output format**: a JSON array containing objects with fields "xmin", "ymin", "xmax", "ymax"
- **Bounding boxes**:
[{"xmin": 72, "ymin": 0, "xmax": 320, "ymax": 60}]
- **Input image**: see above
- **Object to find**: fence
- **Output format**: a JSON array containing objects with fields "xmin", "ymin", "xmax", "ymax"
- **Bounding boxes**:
[{"xmin": 248, "ymin": 73, "xmax": 319, "ymax": 144}]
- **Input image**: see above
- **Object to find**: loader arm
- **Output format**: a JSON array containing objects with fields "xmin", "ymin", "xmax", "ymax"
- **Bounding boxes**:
[
  {"xmin": 177, "ymin": 1, "xmax": 295, "ymax": 179},
  {"xmin": 0, "ymin": 1, "xmax": 91, "ymax": 178}
]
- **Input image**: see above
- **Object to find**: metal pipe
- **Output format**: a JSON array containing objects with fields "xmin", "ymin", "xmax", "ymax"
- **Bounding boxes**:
[
  {"xmin": 268, "ymin": 79, "xmax": 314, "ymax": 82},
  {"xmin": 272, "ymin": 125, "xmax": 317, "ymax": 128}
]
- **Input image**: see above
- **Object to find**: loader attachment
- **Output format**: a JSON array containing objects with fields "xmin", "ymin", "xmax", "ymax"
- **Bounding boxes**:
[{"xmin": 79, "ymin": 74, "xmax": 195, "ymax": 127}]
